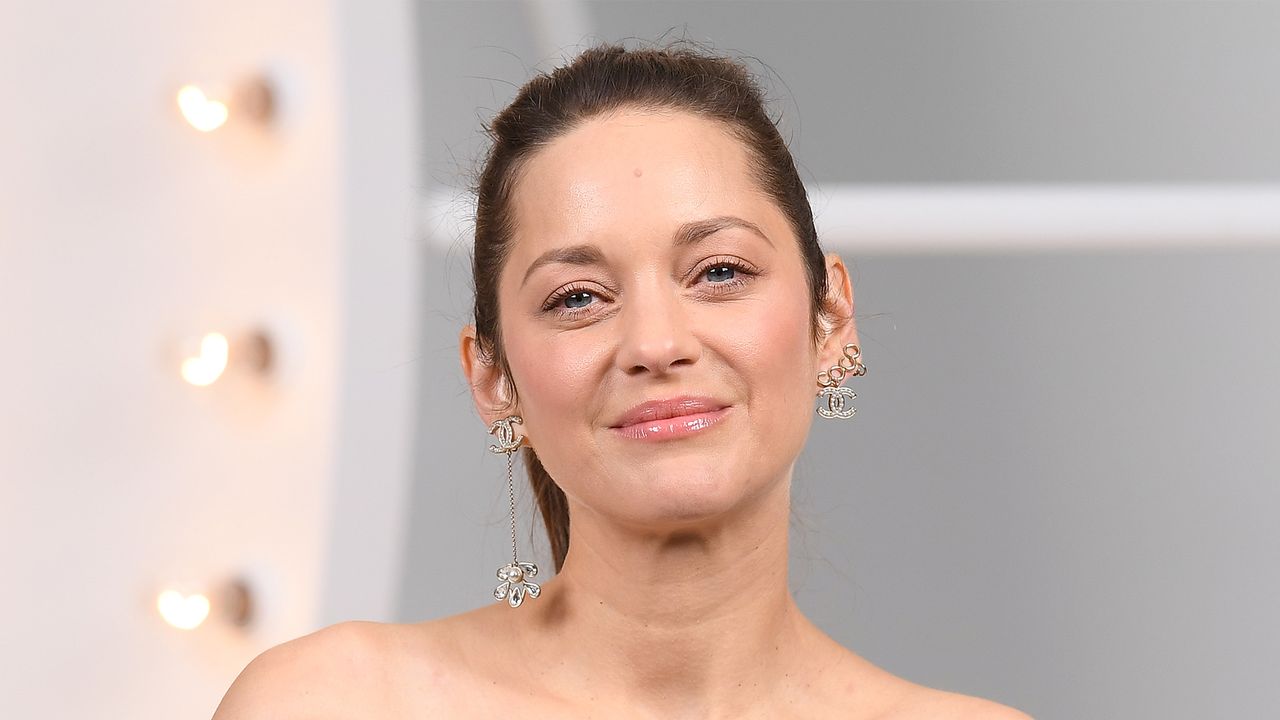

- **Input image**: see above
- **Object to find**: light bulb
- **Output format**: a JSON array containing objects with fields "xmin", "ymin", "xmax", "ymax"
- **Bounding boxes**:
[
  {"xmin": 176, "ymin": 75, "xmax": 275, "ymax": 132},
  {"xmin": 155, "ymin": 577, "xmax": 255, "ymax": 631},
  {"xmin": 176, "ymin": 85, "xmax": 229, "ymax": 132},
  {"xmin": 157, "ymin": 589, "xmax": 212, "ymax": 630},
  {"xmin": 181, "ymin": 332, "xmax": 230, "ymax": 386},
  {"xmin": 176, "ymin": 329, "xmax": 273, "ymax": 387}
]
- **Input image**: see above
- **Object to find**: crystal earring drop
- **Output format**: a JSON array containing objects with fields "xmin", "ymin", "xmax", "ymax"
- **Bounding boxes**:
[{"xmin": 487, "ymin": 416, "xmax": 540, "ymax": 608}]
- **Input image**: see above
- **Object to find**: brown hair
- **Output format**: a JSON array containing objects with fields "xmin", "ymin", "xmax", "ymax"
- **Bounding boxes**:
[{"xmin": 469, "ymin": 41, "xmax": 833, "ymax": 573}]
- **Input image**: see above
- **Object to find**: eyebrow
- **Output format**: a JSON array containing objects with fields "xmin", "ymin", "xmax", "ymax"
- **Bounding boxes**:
[{"xmin": 519, "ymin": 215, "xmax": 773, "ymax": 289}]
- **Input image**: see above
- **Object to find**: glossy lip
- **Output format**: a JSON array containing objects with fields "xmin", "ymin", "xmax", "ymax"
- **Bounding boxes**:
[{"xmin": 608, "ymin": 396, "xmax": 733, "ymax": 442}]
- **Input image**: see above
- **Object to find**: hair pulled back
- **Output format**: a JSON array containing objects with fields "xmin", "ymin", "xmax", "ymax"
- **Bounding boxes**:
[{"xmin": 470, "ymin": 41, "xmax": 830, "ymax": 573}]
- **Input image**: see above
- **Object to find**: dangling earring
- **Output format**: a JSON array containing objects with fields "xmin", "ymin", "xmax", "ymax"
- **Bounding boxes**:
[
  {"xmin": 816, "ymin": 343, "xmax": 867, "ymax": 420},
  {"xmin": 487, "ymin": 415, "xmax": 541, "ymax": 608}
]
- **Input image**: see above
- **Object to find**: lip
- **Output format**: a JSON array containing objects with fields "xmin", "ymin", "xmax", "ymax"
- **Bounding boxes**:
[{"xmin": 608, "ymin": 396, "xmax": 733, "ymax": 442}]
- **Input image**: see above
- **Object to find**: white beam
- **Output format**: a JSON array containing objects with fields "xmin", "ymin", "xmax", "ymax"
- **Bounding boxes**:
[
  {"xmin": 809, "ymin": 183, "xmax": 1280, "ymax": 253},
  {"xmin": 423, "ymin": 183, "xmax": 1280, "ymax": 254}
]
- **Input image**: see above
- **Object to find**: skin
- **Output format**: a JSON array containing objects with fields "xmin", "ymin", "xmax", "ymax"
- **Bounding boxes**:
[{"xmin": 211, "ymin": 109, "xmax": 1032, "ymax": 719}]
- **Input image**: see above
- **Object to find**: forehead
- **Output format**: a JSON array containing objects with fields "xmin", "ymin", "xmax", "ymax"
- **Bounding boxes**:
[{"xmin": 507, "ymin": 109, "xmax": 771, "ymax": 253}]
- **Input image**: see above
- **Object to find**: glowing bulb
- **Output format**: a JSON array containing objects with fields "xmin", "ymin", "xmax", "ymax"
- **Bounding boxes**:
[
  {"xmin": 157, "ymin": 589, "xmax": 211, "ymax": 630},
  {"xmin": 177, "ymin": 85, "xmax": 229, "ymax": 132},
  {"xmin": 181, "ymin": 332, "xmax": 229, "ymax": 386}
]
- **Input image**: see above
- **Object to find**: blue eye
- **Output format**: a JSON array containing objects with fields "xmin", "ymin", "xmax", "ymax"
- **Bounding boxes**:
[
  {"xmin": 706, "ymin": 265, "xmax": 736, "ymax": 282},
  {"xmin": 543, "ymin": 257, "xmax": 755, "ymax": 319},
  {"xmin": 541, "ymin": 284, "xmax": 603, "ymax": 315},
  {"xmin": 563, "ymin": 291, "xmax": 593, "ymax": 309}
]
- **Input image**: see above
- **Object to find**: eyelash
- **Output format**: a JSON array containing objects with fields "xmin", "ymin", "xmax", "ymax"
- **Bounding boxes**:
[{"xmin": 540, "ymin": 256, "xmax": 760, "ymax": 318}]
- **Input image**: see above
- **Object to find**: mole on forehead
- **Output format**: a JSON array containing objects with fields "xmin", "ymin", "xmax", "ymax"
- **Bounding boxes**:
[{"xmin": 633, "ymin": 167, "xmax": 643, "ymax": 177}]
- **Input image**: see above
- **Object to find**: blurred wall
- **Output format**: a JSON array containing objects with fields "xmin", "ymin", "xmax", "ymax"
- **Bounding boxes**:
[
  {"xmin": 402, "ymin": 2, "xmax": 1280, "ymax": 719},
  {"xmin": 412, "ymin": 0, "xmax": 1280, "ymax": 187},
  {"xmin": 0, "ymin": 0, "xmax": 417, "ymax": 717}
]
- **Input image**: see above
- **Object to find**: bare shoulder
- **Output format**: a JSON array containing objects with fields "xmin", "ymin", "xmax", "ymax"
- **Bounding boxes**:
[
  {"xmin": 881, "ymin": 684, "xmax": 1035, "ymax": 720},
  {"xmin": 211, "ymin": 620, "xmax": 390, "ymax": 719},
  {"xmin": 209, "ymin": 614, "xmax": 495, "ymax": 718},
  {"xmin": 807, "ymin": 634, "xmax": 1032, "ymax": 720}
]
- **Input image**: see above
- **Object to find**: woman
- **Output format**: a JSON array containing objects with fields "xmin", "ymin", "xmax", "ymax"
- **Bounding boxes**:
[{"xmin": 214, "ymin": 43, "xmax": 1032, "ymax": 719}]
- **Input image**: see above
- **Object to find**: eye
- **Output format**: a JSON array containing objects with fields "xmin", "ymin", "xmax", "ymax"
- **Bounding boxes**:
[
  {"xmin": 540, "ymin": 256, "xmax": 759, "ymax": 320},
  {"xmin": 541, "ymin": 283, "xmax": 606, "ymax": 317},
  {"xmin": 693, "ymin": 256, "xmax": 759, "ymax": 294}
]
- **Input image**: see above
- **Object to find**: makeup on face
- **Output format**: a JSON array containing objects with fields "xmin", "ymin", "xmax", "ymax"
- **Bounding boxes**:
[
  {"xmin": 608, "ymin": 395, "xmax": 734, "ymax": 442},
  {"xmin": 497, "ymin": 110, "xmax": 820, "ymax": 513}
]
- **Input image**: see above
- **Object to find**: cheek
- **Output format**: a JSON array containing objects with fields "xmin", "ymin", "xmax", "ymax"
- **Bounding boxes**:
[
  {"xmin": 722, "ymin": 291, "xmax": 815, "ymax": 398},
  {"xmin": 714, "ymin": 286, "xmax": 816, "ymax": 460},
  {"xmin": 504, "ymin": 328, "xmax": 606, "ymax": 434},
  {"xmin": 502, "ymin": 328, "xmax": 614, "ymax": 506}
]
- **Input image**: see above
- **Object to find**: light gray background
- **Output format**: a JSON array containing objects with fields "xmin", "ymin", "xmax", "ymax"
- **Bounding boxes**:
[{"xmin": 399, "ymin": 3, "xmax": 1280, "ymax": 718}]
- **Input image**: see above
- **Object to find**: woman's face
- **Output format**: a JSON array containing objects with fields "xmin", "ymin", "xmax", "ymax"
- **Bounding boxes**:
[{"xmin": 474, "ymin": 108, "xmax": 851, "ymax": 530}]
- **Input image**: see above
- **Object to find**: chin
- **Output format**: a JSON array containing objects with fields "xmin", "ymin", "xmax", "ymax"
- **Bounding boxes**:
[{"xmin": 615, "ymin": 465, "xmax": 773, "ymax": 528}]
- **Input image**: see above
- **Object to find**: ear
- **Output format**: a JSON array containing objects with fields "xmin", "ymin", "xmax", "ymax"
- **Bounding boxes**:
[
  {"xmin": 459, "ymin": 324, "xmax": 520, "ymax": 428},
  {"xmin": 814, "ymin": 252, "xmax": 860, "ymax": 388}
]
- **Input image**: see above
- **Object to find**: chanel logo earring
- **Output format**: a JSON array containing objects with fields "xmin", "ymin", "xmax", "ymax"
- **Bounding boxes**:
[
  {"xmin": 816, "ymin": 343, "xmax": 867, "ymax": 420},
  {"xmin": 487, "ymin": 416, "xmax": 541, "ymax": 608}
]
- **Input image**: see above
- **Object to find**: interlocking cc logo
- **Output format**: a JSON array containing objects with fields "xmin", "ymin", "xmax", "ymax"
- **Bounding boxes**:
[
  {"xmin": 487, "ymin": 416, "xmax": 524, "ymax": 454},
  {"xmin": 817, "ymin": 386, "xmax": 858, "ymax": 419}
]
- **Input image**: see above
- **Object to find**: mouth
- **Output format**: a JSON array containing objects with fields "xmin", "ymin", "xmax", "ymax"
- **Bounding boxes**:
[{"xmin": 608, "ymin": 396, "xmax": 733, "ymax": 442}]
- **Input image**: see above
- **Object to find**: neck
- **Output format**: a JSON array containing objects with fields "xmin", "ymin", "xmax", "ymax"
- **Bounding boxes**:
[{"xmin": 519, "ymin": 471, "xmax": 825, "ymax": 717}]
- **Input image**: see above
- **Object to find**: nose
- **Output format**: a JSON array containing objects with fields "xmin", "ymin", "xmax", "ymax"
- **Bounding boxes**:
[{"xmin": 614, "ymin": 282, "xmax": 702, "ymax": 376}]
